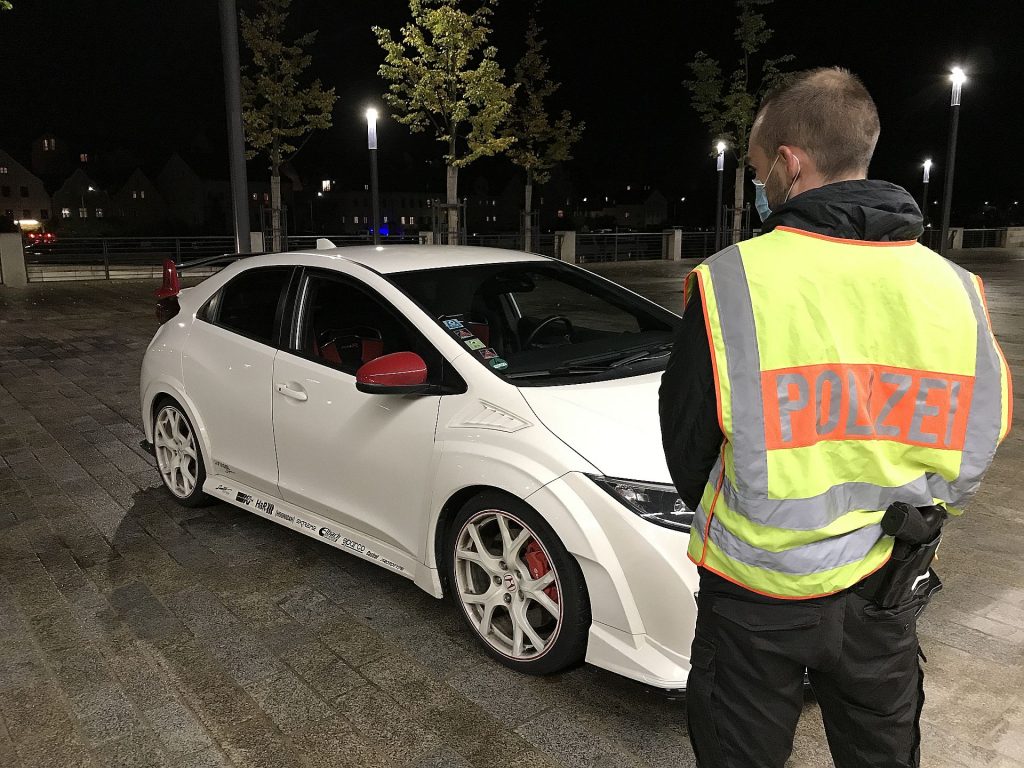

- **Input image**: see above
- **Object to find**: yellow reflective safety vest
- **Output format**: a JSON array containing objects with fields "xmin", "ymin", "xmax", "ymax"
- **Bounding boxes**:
[{"xmin": 685, "ymin": 226, "xmax": 1012, "ymax": 599}]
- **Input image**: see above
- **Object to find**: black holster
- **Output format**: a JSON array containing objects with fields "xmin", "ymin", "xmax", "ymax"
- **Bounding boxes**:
[{"xmin": 856, "ymin": 502, "xmax": 947, "ymax": 611}]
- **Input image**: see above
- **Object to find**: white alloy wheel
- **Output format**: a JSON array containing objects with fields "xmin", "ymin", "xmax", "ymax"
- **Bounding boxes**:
[
  {"xmin": 154, "ymin": 405, "xmax": 201, "ymax": 499},
  {"xmin": 454, "ymin": 509, "xmax": 563, "ymax": 661}
]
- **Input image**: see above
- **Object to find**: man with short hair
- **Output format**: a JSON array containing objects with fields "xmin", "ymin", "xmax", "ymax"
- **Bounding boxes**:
[{"xmin": 659, "ymin": 67, "xmax": 1012, "ymax": 768}]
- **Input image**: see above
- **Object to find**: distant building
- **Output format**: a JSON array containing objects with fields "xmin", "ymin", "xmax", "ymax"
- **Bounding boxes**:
[
  {"xmin": 0, "ymin": 149, "xmax": 52, "ymax": 226},
  {"xmin": 30, "ymin": 132, "xmax": 73, "ymax": 183},
  {"xmin": 578, "ymin": 186, "xmax": 668, "ymax": 228},
  {"xmin": 114, "ymin": 168, "xmax": 168, "ymax": 223},
  {"xmin": 52, "ymin": 168, "xmax": 113, "ymax": 222},
  {"xmin": 157, "ymin": 154, "xmax": 206, "ymax": 230},
  {"xmin": 306, "ymin": 188, "xmax": 440, "ymax": 235}
]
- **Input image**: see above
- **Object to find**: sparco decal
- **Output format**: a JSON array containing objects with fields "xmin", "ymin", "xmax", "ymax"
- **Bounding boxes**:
[
  {"xmin": 342, "ymin": 537, "xmax": 366, "ymax": 554},
  {"xmin": 274, "ymin": 510, "xmax": 294, "ymax": 522},
  {"xmin": 236, "ymin": 492, "xmax": 253, "ymax": 505},
  {"xmin": 256, "ymin": 499, "xmax": 275, "ymax": 515},
  {"xmin": 295, "ymin": 518, "xmax": 317, "ymax": 532},
  {"xmin": 319, "ymin": 527, "xmax": 341, "ymax": 543}
]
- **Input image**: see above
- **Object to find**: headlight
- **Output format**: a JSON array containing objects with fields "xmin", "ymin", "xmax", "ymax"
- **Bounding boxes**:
[{"xmin": 589, "ymin": 475, "xmax": 694, "ymax": 532}]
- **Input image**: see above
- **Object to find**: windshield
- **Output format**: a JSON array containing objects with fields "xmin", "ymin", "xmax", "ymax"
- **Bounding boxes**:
[{"xmin": 389, "ymin": 260, "xmax": 680, "ymax": 385}]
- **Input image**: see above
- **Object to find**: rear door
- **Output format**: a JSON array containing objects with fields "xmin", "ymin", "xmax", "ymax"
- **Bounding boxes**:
[{"xmin": 183, "ymin": 266, "xmax": 294, "ymax": 495}]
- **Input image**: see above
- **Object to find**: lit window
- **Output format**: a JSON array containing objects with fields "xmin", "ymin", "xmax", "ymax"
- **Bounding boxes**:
[
  {"xmin": 251, "ymin": 193, "xmax": 257, "ymax": 200},
  {"xmin": 95, "ymin": 208, "xmax": 104, "ymax": 218},
  {"xmin": 321, "ymin": 179, "xmax": 331, "ymax": 192},
  {"xmin": 364, "ymin": 216, "xmax": 369, "ymax": 224},
  {"xmin": 61, "ymin": 208, "xmax": 70, "ymax": 219},
  {"xmin": 400, "ymin": 216, "xmax": 406, "ymax": 225},
  {"xmin": 0, "ymin": 166, "xmax": 7, "ymax": 174},
  {"xmin": 364, "ymin": 184, "xmax": 369, "ymax": 191},
  {"xmin": 493, "ymin": 214, "xmax": 497, "ymax": 222},
  {"xmin": 80, "ymin": 153, "xmax": 89, "ymax": 163},
  {"xmin": 43, "ymin": 138, "xmax": 53, "ymax": 151},
  {"xmin": 140, "ymin": 190, "xmax": 146, "ymax": 199},
  {"xmin": 263, "ymin": 193, "xmax": 269, "ymax": 202},
  {"xmin": 78, "ymin": 207, "xmax": 87, "ymax": 218},
  {"xmin": 341, "ymin": 216, "xmax": 346, "ymax": 224},
  {"xmin": 383, "ymin": 216, "xmax": 388, "ymax": 224},
  {"xmin": 132, "ymin": 191, "xmax": 137, "ymax": 199}
]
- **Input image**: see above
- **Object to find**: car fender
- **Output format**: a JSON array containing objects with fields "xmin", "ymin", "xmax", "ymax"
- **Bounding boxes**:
[{"xmin": 142, "ymin": 377, "xmax": 213, "ymax": 467}]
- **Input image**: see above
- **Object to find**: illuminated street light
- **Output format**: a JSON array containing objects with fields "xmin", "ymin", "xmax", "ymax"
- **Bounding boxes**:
[
  {"xmin": 939, "ymin": 67, "xmax": 966, "ymax": 255},
  {"xmin": 366, "ymin": 108, "xmax": 381, "ymax": 244},
  {"xmin": 715, "ymin": 141, "xmax": 727, "ymax": 250},
  {"xmin": 922, "ymin": 159, "xmax": 932, "ymax": 226}
]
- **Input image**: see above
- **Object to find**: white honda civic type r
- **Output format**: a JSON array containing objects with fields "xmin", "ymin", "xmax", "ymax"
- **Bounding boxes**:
[{"xmin": 140, "ymin": 244, "xmax": 700, "ymax": 689}]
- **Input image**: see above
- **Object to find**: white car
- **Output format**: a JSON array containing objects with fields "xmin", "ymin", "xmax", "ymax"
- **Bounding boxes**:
[{"xmin": 140, "ymin": 244, "xmax": 699, "ymax": 689}]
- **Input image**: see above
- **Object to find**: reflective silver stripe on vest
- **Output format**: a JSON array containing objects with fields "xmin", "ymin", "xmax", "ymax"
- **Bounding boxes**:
[
  {"xmin": 691, "ymin": 457, "xmax": 723, "ymax": 545},
  {"xmin": 706, "ymin": 246, "xmax": 769, "ymax": 495},
  {"xmin": 707, "ymin": 517, "xmax": 884, "ymax": 576},
  {"xmin": 719, "ymin": 471, "xmax": 942, "ymax": 531},
  {"xmin": 940, "ymin": 262, "xmax": 1004, "ymax": 507}
]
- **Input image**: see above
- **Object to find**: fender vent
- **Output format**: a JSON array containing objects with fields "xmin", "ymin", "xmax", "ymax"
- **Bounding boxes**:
[{"xmin": 449, "ymin": 400, "xmax": 532, "ymax": 433}]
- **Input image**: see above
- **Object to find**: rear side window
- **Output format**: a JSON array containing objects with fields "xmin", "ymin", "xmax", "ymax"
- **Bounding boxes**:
[{"xmin": 210, "ymin": 267, "xmax": 292, "ymax": 344}]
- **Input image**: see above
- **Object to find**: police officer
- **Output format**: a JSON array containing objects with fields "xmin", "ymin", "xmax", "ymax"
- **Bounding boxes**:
[{"xmin": 659, "ymin": 67, "xmax": 1012, "ymax": 768}]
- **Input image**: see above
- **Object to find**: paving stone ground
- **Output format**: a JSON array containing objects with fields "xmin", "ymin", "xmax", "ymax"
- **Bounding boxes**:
[{"xmin": 0, "ymin": 250, "xmax": 1021, "ymax": 768}]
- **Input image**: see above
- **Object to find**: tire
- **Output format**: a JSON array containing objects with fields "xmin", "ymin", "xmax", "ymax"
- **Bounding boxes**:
[
  {"xmin": 445, "ymin": 490, "xmax": 591, "ymax": 675},
  {"xmin": 152, "ymin": 399, "xmax": 212, "ymax": 508}
]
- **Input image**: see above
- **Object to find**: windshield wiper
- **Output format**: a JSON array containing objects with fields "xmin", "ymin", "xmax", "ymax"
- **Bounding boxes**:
[
  {"xmin": 606, "ymin": 341, "xmax": 675, "ymax": 368},
  {"xmin": 505, "ymin": 364, "xmax": 612, "ymax": 380}
]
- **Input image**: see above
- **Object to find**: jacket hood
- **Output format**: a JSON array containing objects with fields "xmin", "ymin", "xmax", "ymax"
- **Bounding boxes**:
[{"xmin": 762, "ymin": 180, "xmax": 924, "ymax": 242}]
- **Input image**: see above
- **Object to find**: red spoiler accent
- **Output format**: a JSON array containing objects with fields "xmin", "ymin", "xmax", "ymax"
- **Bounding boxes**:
[{"xmin": 155, "ymin": 258, "xmax": 180, "ymax": 299}]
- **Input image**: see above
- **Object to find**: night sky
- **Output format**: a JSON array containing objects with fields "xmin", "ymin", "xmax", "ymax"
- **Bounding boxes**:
[{"xmin": 2, "ymin": 0, "xmax": 1022, "ymax": 226}]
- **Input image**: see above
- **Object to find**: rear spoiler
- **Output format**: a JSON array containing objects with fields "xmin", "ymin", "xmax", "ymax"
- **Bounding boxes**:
[
  {"xmin": 155, "ymin": 239, "xmax": 337, "ymax": 299},
  {"xmin": 155, "ymin": 253, "xmax": 257, "ymax": 299}
]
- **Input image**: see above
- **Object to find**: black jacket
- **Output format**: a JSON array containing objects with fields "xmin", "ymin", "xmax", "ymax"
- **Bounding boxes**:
[{"xmin": 658, "ymin": 180, "xmax": 925, "ymax": 512}]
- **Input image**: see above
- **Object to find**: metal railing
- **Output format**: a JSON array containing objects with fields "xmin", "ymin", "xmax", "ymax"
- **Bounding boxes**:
[
  {"xmin": 285, "ymin": 233, "xmax": 421, "ymax": 251},
  {"xmin": 576, "ymin": 232, "xmax": 664, "ymax": 263},
  {"xmin": 23, "ymin": 236, "xmax": 238, "ymax": 280}
]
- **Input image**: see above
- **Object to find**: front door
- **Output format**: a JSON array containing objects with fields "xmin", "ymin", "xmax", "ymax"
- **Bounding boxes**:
[{"xmin": 272, "ymin": 269, "xmax": 445, "ymax": 557}]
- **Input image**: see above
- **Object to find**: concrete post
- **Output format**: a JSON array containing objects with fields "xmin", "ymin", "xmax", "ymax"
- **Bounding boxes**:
[
  {"xmin": 1004, "ymin": 227, "xmax": 1024, "ymax": 248},
  {"xmin": 250, "ymin": 231, "xmax": 265, "ymax": 253},
  {"xmin": 419, "ymin": 231, "xmax": 435, "ymax": 245},
  {"xmin": 663, "ymin": 228, "xmax": 682, "ymax": 261},
  {"xmin": 555, "ymin": 231, "xmax": 576, "ymax": 264},
  {"xmin": 0, "ymin": 233, "xmax": 27, "ymax": 287}
]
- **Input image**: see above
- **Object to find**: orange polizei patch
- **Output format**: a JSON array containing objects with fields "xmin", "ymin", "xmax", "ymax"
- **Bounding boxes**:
[{"xmin": 761, "ymin": 363, "xmax": 974, "ymax": 451}]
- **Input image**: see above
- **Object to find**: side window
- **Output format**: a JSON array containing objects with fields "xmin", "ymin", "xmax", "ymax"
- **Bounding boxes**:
[
  {"xmin": 298, "ymin": 273, "xmax": 450, "ymax": 382},
  {"xmin": 209, "ymin": 267, "xmax": 292, "ymax": 344}
]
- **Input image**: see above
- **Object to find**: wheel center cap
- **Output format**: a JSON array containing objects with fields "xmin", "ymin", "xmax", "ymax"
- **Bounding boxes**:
[{"xmin": 502, "ymin": 573, "xmax": 518, "ymax": 593}]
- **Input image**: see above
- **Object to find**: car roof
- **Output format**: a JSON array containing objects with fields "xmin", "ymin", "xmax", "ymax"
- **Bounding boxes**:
[{"xmin": 265, "ymin": 244, "xmax": 551, "ymax": 275}]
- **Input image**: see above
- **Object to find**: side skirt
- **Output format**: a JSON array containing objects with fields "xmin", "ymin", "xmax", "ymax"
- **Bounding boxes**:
[{"xmin": 204, "ymin": 476, "xmax": 419, "ymax": 582}]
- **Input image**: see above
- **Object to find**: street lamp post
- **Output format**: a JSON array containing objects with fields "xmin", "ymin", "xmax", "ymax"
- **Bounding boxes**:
[
  {"xmin": 922, "ymin": 159, "xmax": 932, "ymax": 227},
  {"xmin": 714, "ymin": 141, "xmax": 726, "ymax": 251},
  {"xmin": 366, "ymin": 108, "xmax": 381, "ymax": 245},
  {"xmin": 939, "ymin": 67, "xmax": 966, "ymax": 255}
]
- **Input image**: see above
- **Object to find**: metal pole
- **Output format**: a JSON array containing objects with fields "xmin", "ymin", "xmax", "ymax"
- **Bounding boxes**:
[
  {"xmin": 370, "ymin": 148, "xmax": 381, "ymax": 245},
  {"xmin": 939, "ymin": 71, "xmax": 964, "ymax": 256},
  {"xmin": 715, "ymin": 170, "xmax": 724, "ymax": 251},
  {"xmin": 922, "ymin": 180, "xmax": 930, "ymax": 228},
  {"xmin": 218, "ymin": 0, "xmax": 251, "ymax": 254}
]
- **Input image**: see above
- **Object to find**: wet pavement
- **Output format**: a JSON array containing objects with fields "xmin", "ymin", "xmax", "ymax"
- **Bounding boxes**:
[{"xmin": 0, "ymin": 249, "xmax": 1021, "ymax": 768}]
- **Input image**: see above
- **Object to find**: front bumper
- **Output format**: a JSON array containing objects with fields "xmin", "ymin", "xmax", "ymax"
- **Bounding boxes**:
[{"xmin": 526, "ymin": 472, "xmax": 699, "ymax": 689}]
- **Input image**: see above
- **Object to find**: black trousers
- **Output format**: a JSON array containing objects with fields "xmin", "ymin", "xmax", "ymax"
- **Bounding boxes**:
[{"xmin": 686, "ymin": 570, "xmax": 926, "ymax": 768}]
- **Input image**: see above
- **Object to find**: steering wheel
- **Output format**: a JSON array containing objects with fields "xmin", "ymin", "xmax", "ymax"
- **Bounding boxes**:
[
  {"xmin": 317, "ymin": 325, "xmax": 381, "ymax": 348},
  {"xmin": 523, "ymin": 315, "xmax": 574, "ymax": 349}
]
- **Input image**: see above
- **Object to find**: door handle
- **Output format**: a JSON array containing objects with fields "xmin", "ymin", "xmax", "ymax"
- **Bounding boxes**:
[{"xmin": 276, "ymin": 383, "xmax": 308, "ymax": 402}]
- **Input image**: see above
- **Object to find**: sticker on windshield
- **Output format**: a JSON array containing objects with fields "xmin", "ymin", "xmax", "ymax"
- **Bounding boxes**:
[
  {"xmin": 453, "ymin": 328, "xmax": 474, "ymax": 339},
  {"xmin": 465, "ymin": 338, "xmax": 485, "ymax": 350},
  {"xmin": 443, "ymin": 319, "xmax": 464, "ymax": 330},
  {"xmin": 478, "ymin": 347, "xmax": 498, "ymax": 360},
  {"xmin": 488, "ymin": 357, "xmax": 509, "ymax": 371}
]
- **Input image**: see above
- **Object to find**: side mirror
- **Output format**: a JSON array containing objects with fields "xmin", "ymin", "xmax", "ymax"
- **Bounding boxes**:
[{"xmin": 355, "ymin": 351, "xmax": 429, "ymax": 394}]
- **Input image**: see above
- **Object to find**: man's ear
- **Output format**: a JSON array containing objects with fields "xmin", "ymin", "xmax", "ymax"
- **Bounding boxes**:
[{"xmin": 778, "ymin": 145, "xmax": 802, "ymax": 182}]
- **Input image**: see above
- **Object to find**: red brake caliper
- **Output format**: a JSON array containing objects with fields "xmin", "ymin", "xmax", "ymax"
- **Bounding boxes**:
[{"xmin": 523, "ymin": 542, "xmax": 559, "ymax": 603}]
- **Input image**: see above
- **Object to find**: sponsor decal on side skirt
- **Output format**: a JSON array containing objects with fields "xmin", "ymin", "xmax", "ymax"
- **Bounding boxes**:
[{"xmin": 319, "ymin": 527, "xmax": 341, "ymax": 543}]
